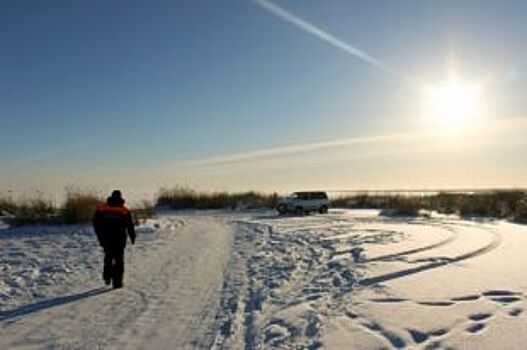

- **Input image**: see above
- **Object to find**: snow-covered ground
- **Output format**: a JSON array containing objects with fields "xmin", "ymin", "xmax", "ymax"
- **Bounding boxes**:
[
  {"xmin": 0, "ymin": 214, "xmax": 233, "ymax": 349},
  {"xmin": 1, "ymin": 209, "xmax": 527, "ymax": 349},
  {"xmin": 215, "ymin": 209, "xmax": 527, "ymax": 350}
]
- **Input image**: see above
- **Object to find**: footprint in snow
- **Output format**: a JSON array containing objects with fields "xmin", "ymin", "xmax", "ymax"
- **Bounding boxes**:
[
  {"xmin": 369, "ymin": 298, "xmax": 408, "ymax": 304},
  {"xmin": 408, "ymin": 329, "xmax": 429, "ymax": 344},
  {"xmin": 361, "ymin": 322, "xmax": 406, "ymax": 349},
  {"xmin": 490, "ymin": 296, "xmax": 522, "ymax": 304},
  {"xmin": 451, "ymin": 295, "xmax": 481, "ymax": 302},
  {"xmin": 482, "ymin": 290, "xmax": 519, "ymax": 297},
  {"xmin": 468, "ymin": 313, "xmax": 493, "ymax": 322},
  {"xmin": 429, "ymin": 328, "xmax": 449, "ymax": 337},
  {"xmin": 417, "ymin": 301, "xmax": 455, "ymax": 307},
  {"xmin": 407, "ymin": 327, "xmax": 450, "ymax": 345},
  {"xmin": 508, "ymin": 308, "xmax": 523, "ymax": 317},
  {"xmin": 467, "ymin": 323, "xmax": 486, "ymax": 334}
]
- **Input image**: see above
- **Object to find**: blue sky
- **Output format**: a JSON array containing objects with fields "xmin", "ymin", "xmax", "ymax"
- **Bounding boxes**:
[{"xmin": 1, "ymin": 0, "xmax": 527, "ymax": 198}]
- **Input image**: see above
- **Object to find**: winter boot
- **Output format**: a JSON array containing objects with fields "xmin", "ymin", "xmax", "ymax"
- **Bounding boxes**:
[{"xmin": 112, "ymin": 278, "xmax": 123, "ymax": 289}]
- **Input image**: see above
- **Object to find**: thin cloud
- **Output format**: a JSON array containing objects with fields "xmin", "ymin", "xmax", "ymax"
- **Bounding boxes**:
[
  {"xmin": 172, "ymin": 116, "xmax": 527, "ymax": 168},
  {"xmin": 181, "ymin": 131, "xmax": 431, "ymax": 167}
]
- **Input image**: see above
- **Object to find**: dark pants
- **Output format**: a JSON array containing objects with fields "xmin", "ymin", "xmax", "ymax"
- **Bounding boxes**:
[{"xmin": 103, "ymin": 247, "xmax": 125, "ymax": 287}]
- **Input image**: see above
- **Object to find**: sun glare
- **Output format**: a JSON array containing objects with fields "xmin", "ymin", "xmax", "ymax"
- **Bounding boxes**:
[{"xmin": 424, "ymin": 81, "xmax": 482, "ymax": 132}]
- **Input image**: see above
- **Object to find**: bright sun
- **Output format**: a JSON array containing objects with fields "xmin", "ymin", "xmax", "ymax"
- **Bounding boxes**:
[{"xmin": 424, "ymin": 81, "xmax": 482, "ymax": 130}]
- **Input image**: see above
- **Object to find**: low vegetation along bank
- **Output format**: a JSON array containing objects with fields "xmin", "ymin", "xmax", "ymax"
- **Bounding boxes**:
[
  {"xmin": 331, "ymin": 191, "xmax": 527, "ymax": 222},
  {"xmin": 0, "ymin": 191, "xmax": 155, "ymax": 227},
  {"xmin": 157, "ymin": 187, "xmax": 527, "ymax": 223},
  {"xmin": 2, "ymin": 188, "xmax": 527, "ymax": 226},
  {"xmin": 157, "ymin": 186, "xmax": 279, "ymax": 210}
]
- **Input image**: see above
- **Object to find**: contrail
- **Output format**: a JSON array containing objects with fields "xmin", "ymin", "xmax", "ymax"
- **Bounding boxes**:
[{"xmin": 253, "ymin": 0, "xmax": 405, "ymax": 80}]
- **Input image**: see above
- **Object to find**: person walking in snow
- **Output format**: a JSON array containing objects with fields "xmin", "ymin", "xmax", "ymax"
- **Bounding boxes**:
[{"xmin": 92, "ymin": 190, "xmax": 136, "ymax": 289}]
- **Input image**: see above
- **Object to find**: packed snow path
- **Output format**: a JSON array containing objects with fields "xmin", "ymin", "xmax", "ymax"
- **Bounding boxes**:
[{"xmin": 0, "ymin": 214, "xmax": 233, "ymax": 349}]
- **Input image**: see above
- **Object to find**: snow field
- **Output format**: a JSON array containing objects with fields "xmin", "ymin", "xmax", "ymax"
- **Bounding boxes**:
[
  {"xmin": 0, "ymin": 220, "xmax": 164, "ymax": 313},
  {"xmin": 2, "ymin": 209, "xmax": 527, "ymax": 349},
  {"xmin": 214, "ymin": 209, "xmax": 527, "ymax": 350}
]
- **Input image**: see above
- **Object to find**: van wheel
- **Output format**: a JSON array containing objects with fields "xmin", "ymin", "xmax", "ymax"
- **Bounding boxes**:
[
  {"xmin": 295, "ymin": 206, "xmax": 304, "ymax": 216},
  {"xmin": 319, "ymin": 205, "xmax": 328, "ymax": 214}
]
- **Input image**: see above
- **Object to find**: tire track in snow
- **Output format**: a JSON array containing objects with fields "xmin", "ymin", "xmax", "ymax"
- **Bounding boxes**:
[
  {"xmin": 359, "ymin": 227, "xmax": 458, "ymax": 262},
  {"xmin": 223, "ymin": 213, "xmax": 511, "ymax": 347},
  {"xmin": 360, "ymin": 226, "xmax": 503, "ymax": 286}
]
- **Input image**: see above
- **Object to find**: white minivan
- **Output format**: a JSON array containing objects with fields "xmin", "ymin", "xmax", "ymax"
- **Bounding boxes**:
[{"xmin": 276, "ymin": 191, "xmax": 329, "ymax": 215}]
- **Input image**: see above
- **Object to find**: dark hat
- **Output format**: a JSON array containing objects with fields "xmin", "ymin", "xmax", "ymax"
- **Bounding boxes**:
[{"xmin": 108, "ymin": 190, "xmax": 125, "ymax": 205}]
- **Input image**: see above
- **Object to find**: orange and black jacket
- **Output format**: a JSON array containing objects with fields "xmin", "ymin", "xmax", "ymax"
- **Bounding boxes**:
[{"xmin": 92, "ymin": 200, "xmax": 135, "ymax": 249}]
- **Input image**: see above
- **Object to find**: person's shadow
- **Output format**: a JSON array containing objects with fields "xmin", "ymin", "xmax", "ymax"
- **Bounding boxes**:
[{"xmin": 0, "ymin": 287, "xmax": 110, "ymax": 322}]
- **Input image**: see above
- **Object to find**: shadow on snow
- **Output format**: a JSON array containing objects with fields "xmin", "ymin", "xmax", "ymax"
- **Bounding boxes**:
[{"xmin": 0, "ymin": 287, "xmax": 110, "ymax": 322}]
